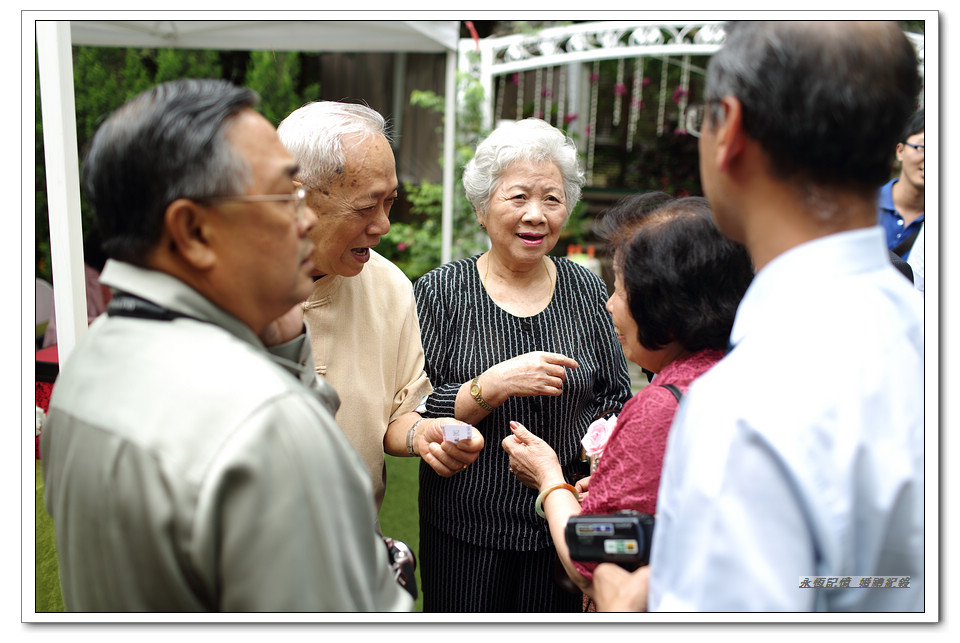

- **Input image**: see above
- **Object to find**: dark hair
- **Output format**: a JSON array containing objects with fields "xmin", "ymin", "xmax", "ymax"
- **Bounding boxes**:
[
  {"xmin": 594, "ymin": 191, "xmax": 674, "ymax": 249},
  {"xmin": 82, "ymin": 78, "xmax": 260, "ymax": 265},
  {"xmin": 902, "ymin": 108, "xmax": 924, "ymax": 142},
  {"xmin": 619, "ymin": 197, "xmax": 754, "ymax": 353},
  {"xmin": 705, "ymin": 21, "xmax": 920, "ymax": 194}
]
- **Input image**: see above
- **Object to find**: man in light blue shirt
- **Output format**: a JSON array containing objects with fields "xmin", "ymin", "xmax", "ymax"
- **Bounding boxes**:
[{"xmin": 592, "ymin": 21, "xmax": 925, "ymax": 613}]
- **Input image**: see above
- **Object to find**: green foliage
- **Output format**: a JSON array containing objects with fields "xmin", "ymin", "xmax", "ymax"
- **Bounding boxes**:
[
  {"xmin": 35, "ymin": 46, "xmax": 321, "ymax": 284},
  {"xmin": 378, "ymin": 59, "xmax": 490, "ymax": 281},
  {"xmin": 245, "ymin": 50, "xmax": 320, "ymax": 126}
]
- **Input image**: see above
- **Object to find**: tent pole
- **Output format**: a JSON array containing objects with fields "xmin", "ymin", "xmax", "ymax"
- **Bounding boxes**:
[
  {"xmin": 441, "ymin": 46, "xmax": 456, "ymax": 265},
  {"xmin": 37, "ymin": 20, "xmax": 86, "ymax": 363}
]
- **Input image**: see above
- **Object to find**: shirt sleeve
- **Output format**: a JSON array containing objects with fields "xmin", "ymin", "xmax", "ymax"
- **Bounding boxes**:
[
  {"xmin": 389, "ymin": 286, "xmax": 434, "ymax": 422},
  {"xmin": 196, "ymin": 393, "xmax": 412, "ymax": 612},
  {"xmin": 413, "ymin": 270, "xmax": 462, "ymax": 418}
]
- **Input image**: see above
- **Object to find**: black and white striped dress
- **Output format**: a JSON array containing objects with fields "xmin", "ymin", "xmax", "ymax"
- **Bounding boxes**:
[{"xmin": 414, "ymin": 255, "xmax": 631, "ymax": 552}]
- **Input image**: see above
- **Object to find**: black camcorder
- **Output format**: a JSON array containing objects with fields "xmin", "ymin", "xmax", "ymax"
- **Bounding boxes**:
[
  {"xmin": 383, "ymin": 537, "xmax": 418, "ymax": 600},
  {"xmin": 565, "ymin": 510, "xmax": 655, "ymax": 570}
]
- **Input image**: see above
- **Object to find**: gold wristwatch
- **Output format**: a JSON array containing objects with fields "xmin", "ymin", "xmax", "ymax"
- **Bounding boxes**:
[{"xmin": 470, "ymin": 377, "xmax": 493, "ymax": 411}]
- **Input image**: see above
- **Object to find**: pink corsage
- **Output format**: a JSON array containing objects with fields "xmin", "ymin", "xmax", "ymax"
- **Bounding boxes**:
[{"xmin": 581, "ymin": 415, "xmax": 617, "ymax": 472}]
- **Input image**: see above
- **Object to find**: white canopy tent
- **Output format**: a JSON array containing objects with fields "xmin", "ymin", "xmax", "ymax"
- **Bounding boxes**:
[{"xmin": 35, "ymin": 19, "xmax": 460, "ymax": 362}]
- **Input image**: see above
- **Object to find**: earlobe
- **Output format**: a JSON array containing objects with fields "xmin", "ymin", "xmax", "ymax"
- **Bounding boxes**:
[{"xmin": 164, "ymin": 199, "xmax": 217, "ymax": 270}]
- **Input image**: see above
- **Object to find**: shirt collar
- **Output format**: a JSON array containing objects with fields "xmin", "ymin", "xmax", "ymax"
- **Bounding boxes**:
[
  {"xmin": 99, "ymin": 259, "xmax": 263, "ymax": 347},
  {"xmin": 729, "ymin": 227, "xmax": 889, "ymax": 349}
]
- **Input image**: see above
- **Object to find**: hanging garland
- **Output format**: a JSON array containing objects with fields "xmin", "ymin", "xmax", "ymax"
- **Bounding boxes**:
[
  {"xmin": 517, "ymin": 71, "xmax": 524, "ymax": 119},
  {"xmin": 613, "ymin": 57, "xmax": 625, "ymax": 127},
  {"xmin": 557, "ymin": 64, "xmax": 566, "ymax": 131},
  {"xmin": 587, "ymin": 60, "xmax": 600, "ymax": 184},
  {"xmin": 496, "ymin": 74, "xmax": 506, "ymax": 125},
  {"xmin": 627, "ymin": 56, "xmax": 643, "ymax": 152},
  {"xmin": 677, "ymin": 54, "xmax": 691, "ymax": 133},
  {"xmin": 657, "ymin": 55, "xmax": 668, "ymax": 137},
  {"xmin": 544, "ymin": 67, "xmax": 554, "ymax": 126}
]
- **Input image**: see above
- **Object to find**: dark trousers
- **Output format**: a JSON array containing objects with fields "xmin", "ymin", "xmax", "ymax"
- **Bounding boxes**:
[{"xmin": 419, "ymin": 520, "xmax": 582, "ymax": 613}]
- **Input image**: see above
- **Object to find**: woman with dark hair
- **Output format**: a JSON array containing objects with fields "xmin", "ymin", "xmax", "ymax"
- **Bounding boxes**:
[{"xmin": 502, "ymin": 193, "xmax": 754, "ymax": 605}]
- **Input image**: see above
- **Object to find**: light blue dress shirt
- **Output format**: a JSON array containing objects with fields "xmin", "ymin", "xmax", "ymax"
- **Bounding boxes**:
[{"xmin": 649, "ymin": 228, "xmax": 925, "ymax": 612}]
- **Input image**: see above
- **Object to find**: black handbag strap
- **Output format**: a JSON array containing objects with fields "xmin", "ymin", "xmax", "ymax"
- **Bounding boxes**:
[
  {"xmin": 659, "ymin": 383, "xmax": 683, "ymax": 403},
  {"xmin": 892, "ymin": 224, "xmax": 922, "ymax": 258},
  {"xmin": 107, "ymin": 292, "xmax": 200, "ymax": 323}
]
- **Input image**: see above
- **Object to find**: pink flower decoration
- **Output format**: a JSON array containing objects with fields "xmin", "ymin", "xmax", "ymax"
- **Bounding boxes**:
[
  {"xmin": 564, "ymin": 113, "xmax": 579, "ymax": 124},
  {"xmin": 614, "ymin": 83, "xmax": 627, "ymax": 96},
  {"xmin": 642, "ymin": 77, "xmax": 652, "ymax": 88},
  {"xmin": 541, "ymin": 88, "xmax": 552, "ymax": 97},
  {"xmin": 511, "ymin": 73, "xmax": 519, "ymax": 85},
  {"xmin": 397, "ymin": 242, "xmax": 408, "ymax": 251},
  {"xmin": 581, "ymin": 415, "xmax": 617, "ymax": 457},
  {"xmin": 590, "ymin": 72, "xmax": 599, "ymax": 83},
  {"xmin": 584, "ymin": 125, "xmax": 592, "ymax": 137},
  {"xmin": 672, "ymin": 86, "xmax": 689, "ymax": 104}
]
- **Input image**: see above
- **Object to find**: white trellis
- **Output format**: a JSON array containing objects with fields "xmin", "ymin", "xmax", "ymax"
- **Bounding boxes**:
[{"xmin": 460, "ymin": 21, "xmax": 926, "ymax": 172}]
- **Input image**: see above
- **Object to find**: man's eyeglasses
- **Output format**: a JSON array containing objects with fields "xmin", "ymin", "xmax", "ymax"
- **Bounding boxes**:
[
  {"xmin": 903, "ymin": 142, "xmax": 925, "ymax": 154},
  {"xmin": 198, "ymin": 186, "xmax": 308, "ymax": 223},
  {"xmin": 684, "ymin": 104, "xmax": 709, "ymax": 138}
]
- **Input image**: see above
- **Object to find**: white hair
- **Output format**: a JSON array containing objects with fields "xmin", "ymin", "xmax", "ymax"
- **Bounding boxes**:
[
  {"xmin": 277, "ymin": 101, "xmax": 391, "ymax": 188},
  {"xmin": 462, "ymin": 118, "xmax": 584, "ymax": 219}
]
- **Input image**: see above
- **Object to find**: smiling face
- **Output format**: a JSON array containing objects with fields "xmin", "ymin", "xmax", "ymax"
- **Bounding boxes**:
[
  {"xmin": 896, "ymin": 130, "xmax": 924, "ymax": 191},
  {"xmin": 480, "ymin": 161, "xmax": 567, "ymax": 270},
  {"xmin": 305, "ymin": 133, "xmax": 398, "ymax": 278}
]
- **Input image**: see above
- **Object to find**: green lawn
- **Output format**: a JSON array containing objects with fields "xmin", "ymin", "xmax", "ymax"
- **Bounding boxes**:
[{"xmin": 34, "ymin": 454, "xmax": 423, "ymax": 613}]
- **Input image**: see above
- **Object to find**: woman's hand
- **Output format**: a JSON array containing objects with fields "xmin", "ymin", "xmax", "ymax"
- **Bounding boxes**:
[
  {"xmin": 417, "ymin": 418, "xmax": 485, "ymax": 477},
  {"xmin": 482, "ymin": 351, "xmax": 579, "ymax": 406},
  {"xmin": 501, "ymin": 421, "xmax": 565, "ymax": 490},
  {"xmin": 575, "ymin": 475, "xmax": 591, "ymax": 497}
]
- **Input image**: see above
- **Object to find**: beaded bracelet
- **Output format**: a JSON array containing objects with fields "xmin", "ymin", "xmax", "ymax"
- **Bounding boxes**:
[{"xmin": 535, "ymin": 483, "xmax": 579, "ymax": 518}]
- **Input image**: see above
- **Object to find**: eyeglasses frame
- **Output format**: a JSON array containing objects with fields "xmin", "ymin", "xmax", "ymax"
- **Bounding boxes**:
[{"xmin": 196, "ymin": 186, "xmax": 308, "ymax": 223}]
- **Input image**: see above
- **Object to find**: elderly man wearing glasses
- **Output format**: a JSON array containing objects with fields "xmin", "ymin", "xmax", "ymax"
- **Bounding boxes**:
[{"xmin": 42, "ymin": 79, "xmax": 413, "ymax": 612}]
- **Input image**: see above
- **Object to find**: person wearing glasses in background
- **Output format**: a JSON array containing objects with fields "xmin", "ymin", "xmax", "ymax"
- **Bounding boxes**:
[
  {"xmin": 277, "ymin": 102, "xmax": 483, "ymax": 528},
  {"xmin": 41, "ymin": 79, "xmax": 412, "ymax": 611},
  {"xmin": 878, "ymin": 109, "xmax": 925, "ymax": 296}
]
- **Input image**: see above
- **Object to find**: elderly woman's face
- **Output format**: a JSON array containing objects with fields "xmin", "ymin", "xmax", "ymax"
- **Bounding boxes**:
[
  {"xmin": 606, "ymin": 267, "xmax": 681, "ymax": 373},
  {"xmin": 606, "ymin": 269, "xmax": 642, "ymax": 366},
  {"xmin": 481, "ymin": 161, "xmax": 566, "ymax": 267}
]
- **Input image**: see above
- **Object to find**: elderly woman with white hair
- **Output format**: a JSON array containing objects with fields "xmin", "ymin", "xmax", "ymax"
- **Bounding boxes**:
[{"xmin": 413, "ymin": 118, "xmax": 631, "ymax": 612}]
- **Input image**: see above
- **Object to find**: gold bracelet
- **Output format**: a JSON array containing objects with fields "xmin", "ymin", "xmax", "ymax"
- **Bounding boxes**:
[{"xmin": 535, "ymin": 483, "xmax": 579, "ymax": 518}]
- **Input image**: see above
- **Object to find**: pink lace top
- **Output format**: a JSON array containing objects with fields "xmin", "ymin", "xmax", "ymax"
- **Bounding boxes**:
[{"xmin": 572, "ymin": 349, "xmax": 725, "ymax": 581}]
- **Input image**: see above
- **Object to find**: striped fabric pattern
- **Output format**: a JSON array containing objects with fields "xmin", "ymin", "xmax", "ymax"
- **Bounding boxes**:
[{"xmin": 414, "ymin": 255, "xmax": 631, "ymax": 551}]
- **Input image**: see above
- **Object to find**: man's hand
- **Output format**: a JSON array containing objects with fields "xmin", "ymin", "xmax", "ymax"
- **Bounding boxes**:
[
  {"xmin": 417, "ymin": 419, "xmax": 484, "ymax": 477},
  {"xmin": 259, "ymin": 304, "xmax": 305, "ymax": 347},
  {"xmin": 592, "ymin": 563, "xmax": 650, "ymax": 612}
]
